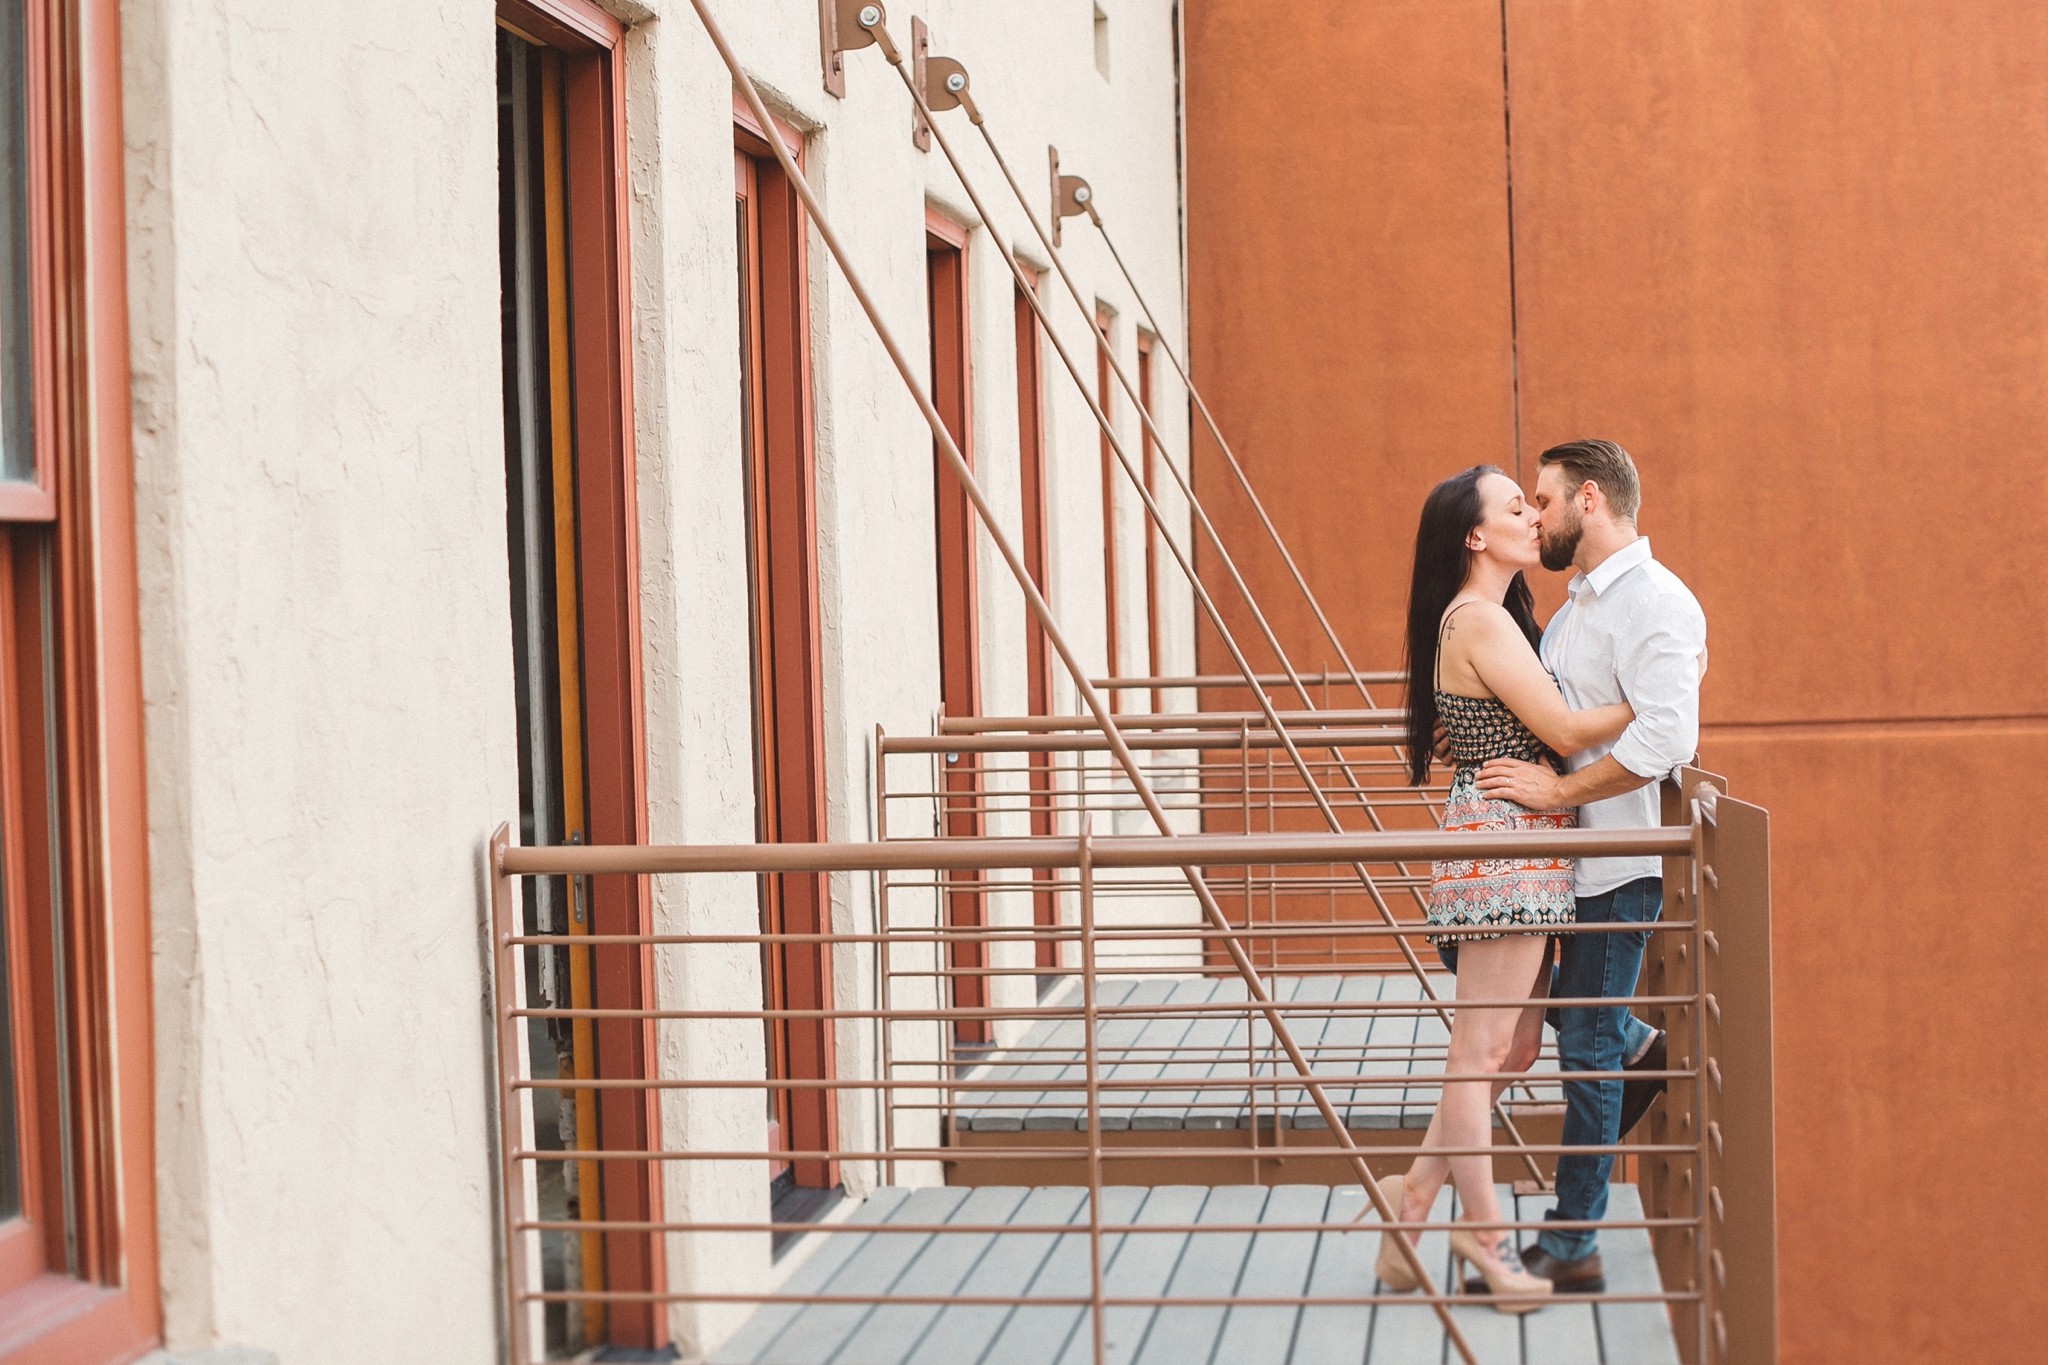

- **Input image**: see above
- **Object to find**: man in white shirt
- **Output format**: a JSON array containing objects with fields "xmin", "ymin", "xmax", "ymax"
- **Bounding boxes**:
[{"xmin": 1475, "ymin": 439, "xmax": 1707, "ymax": 1293}]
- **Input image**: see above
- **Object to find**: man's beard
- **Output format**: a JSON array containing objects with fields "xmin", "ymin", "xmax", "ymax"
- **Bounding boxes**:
[{"xmin": 1539, "ymin": 506, "xmax": 1582, "ymax": 571}]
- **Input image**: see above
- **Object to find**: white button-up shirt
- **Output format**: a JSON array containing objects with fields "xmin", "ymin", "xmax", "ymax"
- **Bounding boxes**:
[{"xmin": 1538, "ymin": 537, "xmax": 1707, "ymax": 897}]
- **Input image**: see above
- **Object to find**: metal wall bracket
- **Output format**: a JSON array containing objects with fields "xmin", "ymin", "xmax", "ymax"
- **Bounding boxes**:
[
  {"xmin": 925, "ymin": 56, "xmax": 971, "ymax": 114},
  {"xmin": 1049, "ymin": 146, "xmax": 1096, "ymax": 247},
  {"xmin": 911, "ymin": 16, "xmax": 931, "ymax": 150},
  {"xmin": 821, "ymin": 0, "xmax": 885, "ymax": 97}
]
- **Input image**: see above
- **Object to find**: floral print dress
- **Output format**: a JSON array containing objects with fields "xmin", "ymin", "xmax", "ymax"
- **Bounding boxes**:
[{"xmin": 1426, "ymin": 690, "xmax": 1578, "ymax": 945}]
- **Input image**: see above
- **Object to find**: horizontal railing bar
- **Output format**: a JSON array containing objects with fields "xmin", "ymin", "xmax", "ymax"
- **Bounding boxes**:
[
  {"xmin": 507, "ymin": 918, "xmax": 1698, "ymax": 946},
  {"xmin": 937, "ymin": 707, "xmax": 1402, "ymax": 733},
  {"xmin": 515, "ymin": 1216, "xmax": 1697, "ymax": 1236},
  {"xmin": 1092, "ymin": 671, "xmax": 1407, "ymax": 689},
  {"xmin": 497, "ymin": 826, "xmax": 1692, "ymax": 876},
  {"xmin": 880, "ymin": 727, "xmax": 1404, "ymax": 754},
  {"xmin": 517, "ymin": 1289, "xmax": 1693, "ymax": 1307},
  {"xmin": 508, "ymin": 1139, "xmax": 1694, "ymax": 1159},
  {"xmin": 512, "ymin": 1067, "xmax": 1683, "ymax": 1093},
  {"xmin": 510, "ymin": 991, "xmax": 1697, "ymax": 1021}
]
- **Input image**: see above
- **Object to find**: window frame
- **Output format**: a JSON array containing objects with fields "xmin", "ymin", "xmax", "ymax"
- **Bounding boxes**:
[
  {"xmin": 0, "ymin": 0, "xmax": 160, "ymax": 1359},
  {"xmin": 925, "ymin": 213, "xmax": 989, "ymax": 1043},
  {"xmin": 733, "ymin": 103, "xmax": 838, "ymax": 1195}
]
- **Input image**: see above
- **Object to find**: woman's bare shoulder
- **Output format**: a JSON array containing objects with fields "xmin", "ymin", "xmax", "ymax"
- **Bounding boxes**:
[{"xmin": 1441, "ymin": 599, "xmax": 1518, "ymax": 640}]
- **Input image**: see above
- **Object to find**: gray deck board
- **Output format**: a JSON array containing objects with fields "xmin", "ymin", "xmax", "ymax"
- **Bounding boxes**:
[
  {"xmin": 1361, "ymin": 1182, "xmax": 1451, "ymax": 1363},
  {"xmin": 1354, "ymin": 975, "xmax": 1420, "ymax": 1131},
  {"xmin": 1400, "ymin": 975, "xmax": 1455, "ymax": 1129},
  {"xmin": 1284, "ymin": 1182, "xmax": 1372, "ymax": 1365},
  {"xmin": 1269, "ymin": 975, "xmax": 1342, "ymax": 1129},
  {"xmin": 1237, "ymin": 976, "xmax": 1314, "ymax": 1131},
  {"xmin": 1514, "ymin": 1187, "xmax": 1600, "ymax": 1365},
  {"xmin": 1291, "ymin": 975, "xmax": 1378, "ymax": 1131},
  {"xmin": 1134, "ymin": 977, "xmax": 1243, "ymax": 1130},
  {"xmin": 1442, "ymin": 1185, "xmax": 1524, "ymax": 1365},
  {"xmin": 1211, "ymin": 1183, "xmax": 1326, "ymax": 1365},
  {"xmin": 953, "ymin": 971, "xmax": 1576, "ymax": 1138},
  {"xmin": 1587, "ymin": 1185, "xmax": 1681, "ymax": 1365},
  {"xmin": 1053, "ymin": 1185, "xmax": 1208, "ymax": 1365},
  {"xmin": 832, "ymin": 1185, "xmax": 1027, "ymax": 1363},
  {"xmin": 1129, "ymin": 1184, "xmax": 1267, "ymax": 1364},
  {"xmin": 1029, "ymin": 979, "xmax": 1165, "ymax": 1132},
  {"xmin": 904, "ymin": 1186, "xmax": 1092, "ymax": 1365},
  {"xmin": 979, "ymin": 1185, "xmax": 1151, "ymax": 1365},
  {"xmin": 720, "ymin": 1182, "xmax": 1670, "ymax": 1365},
  {"xmin": 1101, "ymin": 980, "xmax": 1214, "ymax": 1131},
  {"xmin": 761, "ymin": 1187, "xmax": 967, "ymax": 1364},
  {"xmin": 710, "ymin": 1186, "xmax": 915, "ymax": 1364}
]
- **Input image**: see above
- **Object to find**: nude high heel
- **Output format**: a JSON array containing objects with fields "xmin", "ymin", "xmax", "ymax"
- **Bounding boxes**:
[
  {"xmin": 1372, "ymin": 1175, "xmax": 1421, "ymax": 1292},
  {"xmin": 1448, "ymin": 1227, "xmax": 1552, "ymax": 1314}
]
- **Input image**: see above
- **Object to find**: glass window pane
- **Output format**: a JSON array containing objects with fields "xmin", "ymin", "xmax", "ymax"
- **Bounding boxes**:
[{"xmin": 0, "ymin": 0, "xmax": 32, "ymax": 484}]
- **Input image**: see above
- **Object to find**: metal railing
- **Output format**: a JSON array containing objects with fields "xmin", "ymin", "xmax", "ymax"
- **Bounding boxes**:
[{"xmin": 487, "ymin": 772, "xmax": 1772, "ymax": 1365}]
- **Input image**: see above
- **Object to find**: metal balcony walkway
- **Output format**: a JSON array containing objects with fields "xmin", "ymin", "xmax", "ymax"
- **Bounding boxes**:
[
  {"xmin": 950, "ymin": 974, "xmax": 1563, "ymax": 1135},
  {"xmin": 713, "ymin": 1182, "xmax": 1678, "ymax": 1365}
]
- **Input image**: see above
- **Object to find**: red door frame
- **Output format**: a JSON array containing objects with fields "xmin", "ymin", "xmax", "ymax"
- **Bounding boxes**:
[
  {"xmin": 734, "ymin": 106, "xmax": 837, "ymax": 1191},
  {"xmin": 1012, "ymin": 282, "xmax": 1059, "ymax": 973},
  {"xmin": 499, "ymin": 0, "xmax": 662, "ymax": 1347},
  {"xmin": 925, "ymin": 216, "xmax": 988, "ymax": 1042}
]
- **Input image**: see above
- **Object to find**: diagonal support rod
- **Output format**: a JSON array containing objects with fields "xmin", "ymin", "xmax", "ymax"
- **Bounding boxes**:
[
  {"xmin": 902, "ymin": 47, "xmax": 1550, "ymax": 1184},
  {"xmin": 685, "ymin": 3, "xmax": 1480, "ymax": 1358}
]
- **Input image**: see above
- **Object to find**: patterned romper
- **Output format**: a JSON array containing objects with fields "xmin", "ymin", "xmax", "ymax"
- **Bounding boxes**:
[{"xmin": 1427, "ymin": 611, "xmax": 1578, "ymax": 946}]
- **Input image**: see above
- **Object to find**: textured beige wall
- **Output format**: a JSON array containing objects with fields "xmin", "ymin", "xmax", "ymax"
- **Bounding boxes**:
[
  {"xmin": 122, "ymin": 0, "xmax": 513, "ymax": 1359},
  {"xmin": 121, "ymin": 0, "xmax": 1191, "ymax": 1359}
]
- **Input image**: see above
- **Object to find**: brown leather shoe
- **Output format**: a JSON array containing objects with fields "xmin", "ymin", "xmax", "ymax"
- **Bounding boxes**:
[
  {"xmin": 1619, "ymin": 1029, "xmax": 1667, "ymax": 1138},
  {"xmin": 1475, "ymin": 1243, "xmax": 1604, "ymax": 1294}
]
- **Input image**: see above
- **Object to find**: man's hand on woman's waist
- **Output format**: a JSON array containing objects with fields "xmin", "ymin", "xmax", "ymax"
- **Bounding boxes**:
[{"xmin": 1476, "ymin": 753, "xmax": 1653, "ymax": 810}]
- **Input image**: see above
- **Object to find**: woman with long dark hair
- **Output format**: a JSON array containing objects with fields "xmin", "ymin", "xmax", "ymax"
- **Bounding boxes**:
[{"xmin": 1375, "ymin": 465, "xmax": 1635, "ymax": 1311}]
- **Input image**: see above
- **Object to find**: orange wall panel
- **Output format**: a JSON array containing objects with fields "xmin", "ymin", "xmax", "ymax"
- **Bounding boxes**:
[
  {"xmin": 1703, "ymin": 725, "xmax": 2048, "ymax": 1362},
  {"xmin": 1185, "ymin": 1, "xmax": 2048, "ymax": 1359},
  {"xmin": 1506, "ymin": 0, "xmax": 2048, "ymax": 721},
  {"xmin": 1185, "ymin": 0, "xmax": 1518, "ymax": 678}
]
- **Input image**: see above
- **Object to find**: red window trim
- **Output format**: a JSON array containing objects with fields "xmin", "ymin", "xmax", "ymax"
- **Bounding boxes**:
[
  {"xmin": 924, "ymin": 206, "xmax": 968, "ymax": 250},
  {"xmin": 0, "ymin": 0, "xmax": 161, "ymax": 1359},
  {"xmin": 1137, "ymin": 332, "xmax": 1158, "ymax": 702},
  {"xmin": 733, "ymin": 91, "xmax": 804, "ymax": 161},
  {"xmin": 734, "ymin": 124, "xmax": 836, "ymax": 1190},
  {"xmin": 1094, "ymin": 308, "xmax": 1121, "ymax": 706},
  {"xmin": 497, "ymin": 0, "xmax": 621, "ymax": 51},
  {"xmin": 926, "ymin": 225, "xmax": 986, "ymax": 1041},
  {"xmin": 1012, "ymin": 280, "xmax": 1059, "ymax": 972}
]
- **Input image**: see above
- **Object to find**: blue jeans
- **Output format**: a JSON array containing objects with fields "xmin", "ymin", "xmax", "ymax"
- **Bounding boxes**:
[{"xmin": 1540, "ymin": 876, "xmax": 1661, "ymax": 1262}]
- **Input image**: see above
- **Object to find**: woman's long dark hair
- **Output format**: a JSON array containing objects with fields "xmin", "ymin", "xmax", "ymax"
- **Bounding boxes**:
[{"xmin": 1403, "ymin": 465, "xmax": 1543, "ymax": 784}]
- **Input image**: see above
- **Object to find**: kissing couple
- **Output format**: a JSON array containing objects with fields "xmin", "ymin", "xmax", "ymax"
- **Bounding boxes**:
[{"xmin": 1376, "ymin": 439, "xmax": 1708, "ymax": 1312}]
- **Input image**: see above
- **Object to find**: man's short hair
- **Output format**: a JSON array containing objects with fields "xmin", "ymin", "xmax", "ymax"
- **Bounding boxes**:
[{"xmin": 1538, "ymin": 439, "xmax": 1641, "ymax": 522}]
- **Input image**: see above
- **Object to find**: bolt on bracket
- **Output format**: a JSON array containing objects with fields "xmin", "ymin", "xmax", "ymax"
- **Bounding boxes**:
[
  {"xmin": 821, "ymin": 0, "xmax": 887, "ymax": 97},
  {"xmin": 1049, "ymin": 146, "xmax": 1097, "ymax": 246}
]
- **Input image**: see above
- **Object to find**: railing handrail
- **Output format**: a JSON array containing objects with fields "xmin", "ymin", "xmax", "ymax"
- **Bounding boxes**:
[
  {"xmin": 496, "ymin": 824, "xmax": 1697, "ymax": 877},
  {"xmin": 937, "ymin": 707, "xmax": 1405, "ymax": 732}
]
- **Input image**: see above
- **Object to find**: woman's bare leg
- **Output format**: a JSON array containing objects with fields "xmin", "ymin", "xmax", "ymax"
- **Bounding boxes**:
[{"xmin": 1400, "ymin": 935, "xmax": 1555, "ymax": 1253}]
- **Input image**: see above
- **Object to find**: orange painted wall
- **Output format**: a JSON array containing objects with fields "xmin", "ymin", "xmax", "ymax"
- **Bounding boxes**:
[{"xmin": 1186, "ymin": 2, "xmax": 2048, "ymax": 1360}]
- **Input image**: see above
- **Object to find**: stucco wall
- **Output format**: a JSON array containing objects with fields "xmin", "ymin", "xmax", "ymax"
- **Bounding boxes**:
[
  {"xmin": 123, "ymin": 0, "xmax": 513, "ymax": 1359},
  {"xmin": 123, "ymin": 0, "xmax": 1192, "ymax": 1359}
]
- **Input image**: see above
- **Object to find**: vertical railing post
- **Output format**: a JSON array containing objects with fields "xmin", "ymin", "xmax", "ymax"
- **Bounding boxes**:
[
  {"xmin": 490, "ymin": 824, "xmax": 539, "ymax": 1365},
  {"xmin": 1078, "ymin": 816, "xmax": 1107, "ymax": 1365},
  {"xmin": 875, "ymin": 725, "xmax": 901, "ymax": 1186},
  {"xmin": 1644, "ymin": 767, "xmax": 1726, "ymax": 1363},
  {"xmin": 1697, "ymin": 788, "xmax": 1777, "ymax": 1365}
]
